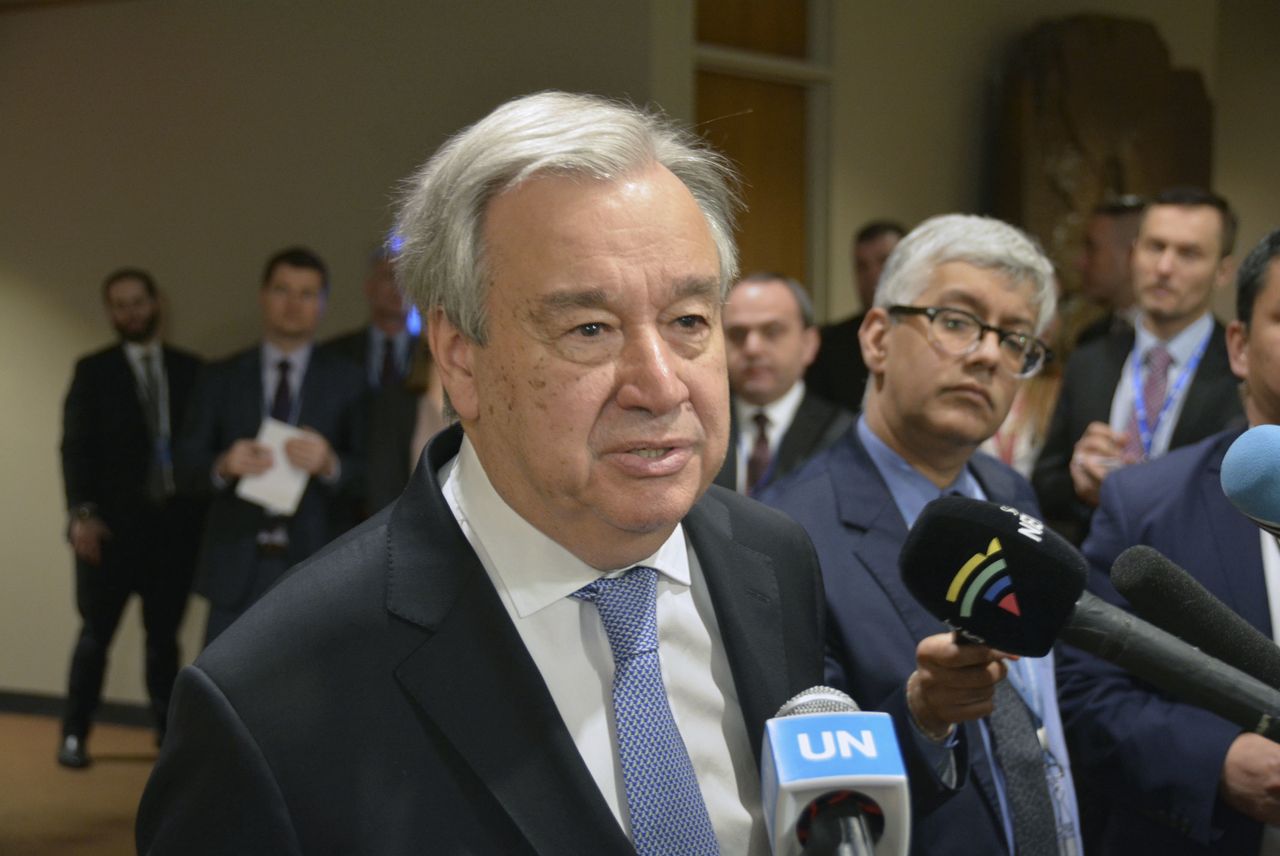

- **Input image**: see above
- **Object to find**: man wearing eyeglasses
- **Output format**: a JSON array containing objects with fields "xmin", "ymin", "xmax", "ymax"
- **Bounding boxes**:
[{"xmin": 762, "ymin": 214, "xmax": 1082, "ymax": 855}]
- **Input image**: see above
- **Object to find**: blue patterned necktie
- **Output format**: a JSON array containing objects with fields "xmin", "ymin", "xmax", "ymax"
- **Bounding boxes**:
[{"xmin": 572, "ymin": 567, "xmax": 720, "ymax": 856}]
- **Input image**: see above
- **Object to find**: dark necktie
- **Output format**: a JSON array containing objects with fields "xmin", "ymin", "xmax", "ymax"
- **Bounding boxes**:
[
  {"xmin": 989, "ymin": 679, "xmax": 1059, "ymax": 854},
  {"xmin": 271, "ymin": 359, "xmax": 293, "ymax": 423},
  {"xmin": 380, "ymin": 338, "xmax": 399, "ymax": 388},
  {"xmin": 139, "ymin": 352, "xmax": 172, "ymax": 500},
  {"xmin": 746, "ymin": 412, "xmax": 771, "ymax": 495},
  {"xmin": 571, "ymin": 568, "xmax": 720, "ymax": 855}
]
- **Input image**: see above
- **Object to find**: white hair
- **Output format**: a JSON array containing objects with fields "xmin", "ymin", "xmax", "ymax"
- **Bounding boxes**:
[
  {"xmin": 394, "ymin": 91, "xmax": 741, "ymax": 344},
  {"xmin": 874, "ymin": 214, "xmax": 1057, "ymax": 332}
]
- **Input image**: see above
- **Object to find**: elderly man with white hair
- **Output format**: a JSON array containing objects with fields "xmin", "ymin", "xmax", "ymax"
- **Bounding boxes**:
[{"xmin": 763, "ymin": 214, "xmax": 1083, "ymax": 856}]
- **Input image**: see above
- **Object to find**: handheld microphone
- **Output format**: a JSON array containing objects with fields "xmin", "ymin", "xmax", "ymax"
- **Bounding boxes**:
[
  {"xmin": 1111, "ymin": 545, "xmax": 1280, "ymax": 690},
  {"xmin": 1221, "ymin": 424, "xmax": 1280, "ymax": 537},
  {"xmin": 760, "ymin": 686, "xmax": 910, "ymax": 856},
  {"xmin": 899, "ymin": 496, "xmax": 1280, "ymax": 742}
]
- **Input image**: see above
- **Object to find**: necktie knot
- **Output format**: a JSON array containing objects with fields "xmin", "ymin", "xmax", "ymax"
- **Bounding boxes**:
[
  {"xmin": 1146, "ymin": 344, "xmax": 1172, "ymax": 376},
  {"xmin": 571, "ymin": 567, "xmax": 659, "ymax": 662}
]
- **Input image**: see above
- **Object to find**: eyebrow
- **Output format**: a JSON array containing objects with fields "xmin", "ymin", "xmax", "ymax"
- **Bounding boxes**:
[
  {"xmin": 934, "ymin": 288, "xmax": 1034, "ymax": 329},
  {"xmin": 531, "ymin": 276, "xmax": 722, "ymax": 320}
]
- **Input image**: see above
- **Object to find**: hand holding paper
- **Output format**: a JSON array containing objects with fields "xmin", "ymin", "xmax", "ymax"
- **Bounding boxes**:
[{"xmin": 235, "ymin": 418, "xmax": 309, "ymax": 516}]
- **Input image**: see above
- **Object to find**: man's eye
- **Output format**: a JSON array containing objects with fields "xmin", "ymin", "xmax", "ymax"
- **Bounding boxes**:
[
  {"xmin": 675, "ymin": 315, "xmax": 708, "ymax": 330},
  {"xmin": 574, "ymin": 322, "xmax": 607, "ymax": 337}
]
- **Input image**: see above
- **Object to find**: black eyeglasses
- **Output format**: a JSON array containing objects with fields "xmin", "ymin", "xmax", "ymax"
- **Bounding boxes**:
[{"xmin": 887, "ymin": 305, "xmax": 1052, "ymax": 378}]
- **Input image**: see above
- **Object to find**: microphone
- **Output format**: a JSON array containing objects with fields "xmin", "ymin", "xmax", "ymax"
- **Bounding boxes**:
[
  {"xmin": 1221, "ymin": 424, "xmax": 1280, "ymax": 536},
  {"xmin": 899, "ymin": 496, "xmax": 1280, "ymax": 742},
  {"xmin": 1111, "ymin": 545, "xmax": 1280, "ymax": 690},
  {"xmin": 760, "ymin": 686, "xmax": 910, "ymax": 856}
]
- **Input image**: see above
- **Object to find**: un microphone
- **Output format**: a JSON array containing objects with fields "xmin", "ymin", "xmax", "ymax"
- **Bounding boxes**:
[
  {"xmin": 1221, "ymin": 424, "xmax": 1280, "ymax": 537},
  {"xmin": 760, "ymin": 686, "xmax": 910, "ymax": 856},
  {"xmin": 1111, "ymin": 545, "xmax": 1280, "ymax": 690},
  {"xmin": 899, "ymin": 496, "xmax": 1280, "ymax": 742}
]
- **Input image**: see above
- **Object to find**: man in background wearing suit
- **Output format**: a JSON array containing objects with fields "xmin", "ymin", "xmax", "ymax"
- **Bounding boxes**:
[
  {"xmin": 1058, "ymin": 228, "xmax": 1280, "ymax": 855},
  {"xmin": 1073, "ymin": 196, "xmax": 1145, "ymax": 347},
  {"xmin": 58, "ymin": 268, "xmax": 203, "ymax": 768},
  {"xmin": 715, "ymin": 272, "xmax": 852, "ymax": 495},
  {"xmin": 140, "ymin": 92, "xmax": 989, "ymax": 855},
  {"xmin": 764, "ymin": 215, "xmax": 1082, "ymax": 855},
  {"xmin": 174, "ymin": 247, "xmax": 365, "ymax": 644},
  {"xmin": 805, "ymin": 219, "xmax": 905, "ymax": 411},
  {"xmin": 1033, "ymin": 187, "xmax": 1243, "ymax": 543},
  {"xmin": 321, "ymin": 248, "xmax": 420, "ymax": 512}
]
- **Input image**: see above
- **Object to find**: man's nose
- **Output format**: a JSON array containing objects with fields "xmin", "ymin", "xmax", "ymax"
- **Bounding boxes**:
[{"xmin": 615, "ymin": 329, "xmax": 689, "ymax": 414}]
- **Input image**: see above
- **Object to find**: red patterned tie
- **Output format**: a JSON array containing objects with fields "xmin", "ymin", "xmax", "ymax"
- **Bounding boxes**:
[{"xmin": 1124, "ymin": 344, "xmax": 1172, "ymax": 461}]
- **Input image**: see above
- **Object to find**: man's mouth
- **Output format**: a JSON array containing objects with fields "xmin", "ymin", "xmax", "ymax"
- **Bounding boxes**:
[{"xmin": 631, "ymin": 447, "xmax": 671, "ymax": 459}]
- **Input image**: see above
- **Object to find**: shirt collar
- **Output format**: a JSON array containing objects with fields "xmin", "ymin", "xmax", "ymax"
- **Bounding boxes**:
[
  {"xmin": 261, "ymin": 341, "xmax": 312, "ymax": 378},
  {"xmin": 122, "ymin": 340, "xmax": 160, "ymax": 363},
  {"xmin": 734, "ymin": 379, "xmax": 806, "ymax": 433},
  {"xmin": 857, "ymin": 415, "xmax": 986, "ymax": 529},
  {"xmin": 447, "ymin": 435, "xmax": 691, "ymax": 618},
  {"xmin": 1133, "ymin": 311, "xmax": 1213, "ymax": 366}
]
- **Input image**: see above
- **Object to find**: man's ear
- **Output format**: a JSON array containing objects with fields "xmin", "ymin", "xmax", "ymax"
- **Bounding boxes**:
[
  {"xmin": 1226, "ymin": 318, "xmax": 1249, "ymax": 382},
  {"xmin": 800, "ymin": 324, "xmax": 821, "ymax": 367},
  {"xmin": 860, "ymin": 308, "xmax": 891, "ymax": 375},
  {"xmin": 428, "ymin": 308, "xmax": 480, "ymax": 421},
  {"xmin": 1214, "ymin": 255, "xmax": 1237, "ymax": 291}
]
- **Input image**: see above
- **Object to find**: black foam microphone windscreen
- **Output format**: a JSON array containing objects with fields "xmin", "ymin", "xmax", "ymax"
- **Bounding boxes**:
[
  {"xmin": 899, "ymin": 496, "xmax": 1087, "ymax": 656},
  {"xmin": 1111, "ymin": 545, "xmax": 1280, "ymax": 690}
]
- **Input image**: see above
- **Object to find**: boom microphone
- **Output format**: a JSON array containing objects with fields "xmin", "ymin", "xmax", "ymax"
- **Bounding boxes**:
[
  {"xmin": 899, "ymin": 496, "xmax": 1280, "ymax": 742},
  {"xmin": 760, "ymin": 686, "xmax": 909, "ymax": 856},
  {"xmin": 1221, "ymin": 424, "xmax": 1280, "ymax": 537},
  {"xmin": 1111, "ymin": 545, "xmax": 1280, "ymax": 690}
]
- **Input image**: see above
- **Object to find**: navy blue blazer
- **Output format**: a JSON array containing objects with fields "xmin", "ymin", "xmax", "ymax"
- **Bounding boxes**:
[
  {"xmin": 139, "ymin": 424, "xmax": 825, "ymax": 854},
  {"xmin": 761, "ymin": 426, "xmax": 1051, "ymax": 856},
  {"xmin": 1057, "ymin": 426, "xmax": 1265, "ymax": 854},
  {"xmin": 174, "ymin": 344, "xmax": 367, "ymax": 608}
]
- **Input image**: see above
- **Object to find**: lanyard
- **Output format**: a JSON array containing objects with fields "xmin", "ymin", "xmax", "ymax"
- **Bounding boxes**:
[{"xmin": 1130, "ymin": 330, "xmax": 1211, "ymax": 458}]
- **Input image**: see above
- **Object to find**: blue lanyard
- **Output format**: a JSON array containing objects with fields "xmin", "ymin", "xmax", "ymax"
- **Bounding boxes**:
[{"xmin": 1130, "ymin": 330, "xmax": 1211, "ymax": 458}]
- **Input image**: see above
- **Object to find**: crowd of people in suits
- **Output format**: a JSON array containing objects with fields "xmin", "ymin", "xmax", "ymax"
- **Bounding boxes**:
[{"xmin": 54, "ymin": 89, "xmax": 1280, "ymax": 856}]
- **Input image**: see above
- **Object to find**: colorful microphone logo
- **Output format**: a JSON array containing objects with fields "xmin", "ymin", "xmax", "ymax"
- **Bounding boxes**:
[{"xmin": 945, "ymin": 537, "xmax": 1021, "ymax": 618}]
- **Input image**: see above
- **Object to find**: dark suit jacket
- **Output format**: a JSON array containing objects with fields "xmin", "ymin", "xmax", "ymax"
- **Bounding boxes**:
[
  {"xmin": 61, "ymin": 343, "xmax": 204, "ymax": 542},
  {"xmin": 1056, "ymin": 427, "xmax": 1264, "ymax": 854},
  {"xmin": 1032, "ymin": 321, "xmax": 1242, "ymax": 542},
  {"xmin": 762, "ymin": 427, "xmax": 1048, "ymax": 856},
  {"xmin": 714, "ymin": 390, "xmax": 854, "ymax": 493},
  {"xmin": 137, "ymin": 424, "xmax": 826, "ymax": 855},
  {"xmin": 804, "ymin": 313, "xmax": 869, "ymax": 413},
  {"xmin": 320, "ymin": 326, "xmax": 421, "ymax": 513},
  {"xmin": 174, "ymin": 344, "xmax": 366, "ymax": 608}
]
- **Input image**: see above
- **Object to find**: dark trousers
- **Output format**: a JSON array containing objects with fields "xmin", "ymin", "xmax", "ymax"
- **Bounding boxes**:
[
  {"xmin": 203, "ymin": 554, "xmax": 290, "ymax": 647},
  {"xmin": 63, "ymin": 507, "xmax": 197, "ymax": 739}
]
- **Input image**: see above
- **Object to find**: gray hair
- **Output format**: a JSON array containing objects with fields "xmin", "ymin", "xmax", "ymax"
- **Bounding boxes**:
[
  {"xmin": 732, "ymin": 272, "xmax": 816, "ymax": 328},
  {"xmin": 874, "ymin": 214, "xmax": 1057, "ymax": 332},
  {"xmin": 394, "ymin": 91, "xmax": 742, "ymax": 344}
]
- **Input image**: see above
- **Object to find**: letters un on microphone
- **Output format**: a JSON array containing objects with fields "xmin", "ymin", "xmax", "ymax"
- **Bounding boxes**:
[{"xmin": 762, "ymin": 711, "xmax": 905, "ymax": 791}]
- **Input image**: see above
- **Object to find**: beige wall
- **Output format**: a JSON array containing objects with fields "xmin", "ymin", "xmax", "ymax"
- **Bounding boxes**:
[{"xmin": 2, "ymin": 0, "xmax": 1276, "ymax": 707}]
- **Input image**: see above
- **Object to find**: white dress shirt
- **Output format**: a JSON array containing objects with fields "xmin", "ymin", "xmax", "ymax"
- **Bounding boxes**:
[
  {"xmin": 732, "ymin": 380, "xmax": 806, "ymax": 493},
  {"xmin": 441, "ymin": 437, "xmax": 766, "ymax": 853}
]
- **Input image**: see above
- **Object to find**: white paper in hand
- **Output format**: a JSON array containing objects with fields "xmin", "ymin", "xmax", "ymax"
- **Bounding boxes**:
[{"xmin": 235, "ymin": 418, "xmax": 309, "ymax": 515}]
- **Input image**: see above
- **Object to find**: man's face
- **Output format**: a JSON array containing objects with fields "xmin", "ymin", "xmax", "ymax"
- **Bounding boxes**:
[
  {"xmin": 260, "ymin": 263, "xmax": 327, "ymax": 342},
  {"xmin": 105, "ymin": 277, "xmax": 160, "ymax": 343},
  {"xmin": 1077, "ymin": 214, "xmax": 1133, "ymax": 305},
  {"xmin": 363, "ymin": 259, "xmax": 409, "ymax": 325},
  {"xmin": 1132, "ymin": 204, "xmax": 1230, "ymax": 331},
  {"xmin": 1228, "ymin": 259, "xmax": 1280, "ymax": 426},
  {"xmin": 862, "ymin": 260, "xmax": 1035, "ymax": 455},
  {"xmin": 724, "ymin": 279, "xmax": 819, "ymax": 407},
  {"xmin": 435, "ymin": 163, "xmax": 728, "ymax": 568},
  {"xmin": 854, "ymin": 232, "xmax": 901, "ymax": 309}
]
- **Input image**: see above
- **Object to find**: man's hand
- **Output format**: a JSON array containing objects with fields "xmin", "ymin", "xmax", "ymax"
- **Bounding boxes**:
[
  {"xmin": 907, "ymin": 632, "xmax": 1009, "ymax": 740},
  {"xmin": 70, "ymin": 516, "xmax": 112, "ymax": 565},
  {"xmin": 1070, "ymin": 421, "xmax": 1128, "ymax": 506},
  {"xmin": 1221, "ymin": 733, "xmax": 1280, "ymax": 825},
  {"xmin": 284, "ymin": 428, "xmax": 336, "ymax": 478},
  {"xmin": 216, "ymin": 439, "xmax": 273, "ymax": 481}
]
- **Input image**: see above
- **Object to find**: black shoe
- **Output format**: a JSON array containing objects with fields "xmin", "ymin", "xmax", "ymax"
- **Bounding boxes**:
[{"xmin": 57, "ymin": 734, "xmax": 90, "ymax": 769}]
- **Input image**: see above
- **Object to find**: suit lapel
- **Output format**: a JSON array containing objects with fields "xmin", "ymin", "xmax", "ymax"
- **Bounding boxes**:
[
  {"xmin": 684, "ymin": 491, "xmax": 788, "ymax": 758},
  {"xmin": 1202, "ymin": 431, "xmax": 1272, "ymax": 636},
  {"xmin": 1171, "ymin": 323, "xmax": 1231, "ymax": 447},
  {"xmin": 774, "ymin": 393, "xmax": 823, "ymax": 480},
  {"xmin": 386, "ymin": 426, "xmax": 631, "ymax": 854},
  {"xmin": 713, "ymin": 406, "xmax": 739, "ymax": 491},
  {"xmin": 1090, "ymin": 332, "xmax": 1134, "ymax": 423},
  {"xmin": 107, "ymin": 345, "xmax": 149, "ymax": 431}
]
